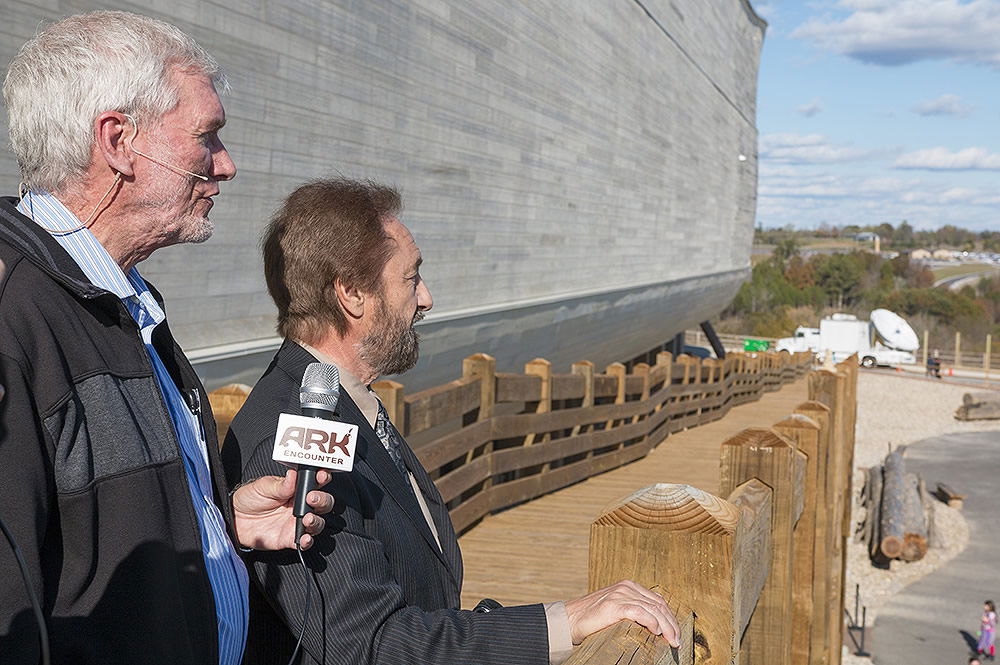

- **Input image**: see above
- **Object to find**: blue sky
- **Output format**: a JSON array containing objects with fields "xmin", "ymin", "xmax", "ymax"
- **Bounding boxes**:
[{"xmin": 752, "ymin": 0, "xmax": 1000, "ymax": 231}]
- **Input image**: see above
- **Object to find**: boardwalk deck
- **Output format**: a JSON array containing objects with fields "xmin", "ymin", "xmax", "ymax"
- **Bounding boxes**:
[{"xmin": 458, "ymin": 377, "xmax": 810, "ymax": 608}]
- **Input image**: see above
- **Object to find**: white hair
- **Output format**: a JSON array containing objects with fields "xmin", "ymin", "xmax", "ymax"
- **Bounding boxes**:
[{"xmin": 3, "ymin": 11, "xmax": 228, "ymax": 192}]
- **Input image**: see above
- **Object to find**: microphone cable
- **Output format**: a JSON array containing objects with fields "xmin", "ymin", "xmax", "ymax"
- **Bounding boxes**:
[
  {"xmin": 286, "ymin": 540, "xmax": 314, "ymax": 665},
  {"xmin": 0, "ymin": 512, "xmax": 51, "ymax": 665}
]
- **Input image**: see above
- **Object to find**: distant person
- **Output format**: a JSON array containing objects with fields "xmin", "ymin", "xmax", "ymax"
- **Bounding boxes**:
[
  {"xmin": 978, "ymin": 600, "xmax": 997, "ymax": 660},
  {"xmin": 927, "ymin": 349, "xmax": 942, "ymax": 378},
  {"xmin": 971, "ymin": 657, "xmax": 983, "ymax": 665},
  {"xmin": 223, "ymin": 178, "xmax": 682, "ymax": 664}
]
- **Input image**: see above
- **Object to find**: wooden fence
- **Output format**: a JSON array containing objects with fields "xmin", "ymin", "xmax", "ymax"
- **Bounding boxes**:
[
  {"xmin": 566, "ymin": 358, "xmax": 858, "ymax": 665},
  {"xmin": 210, "ymin": 350, "xmax": 811, "ymax": 535},
  {"xmin": 368, "ymin": 350, "xmax": 812, "ymax": 534}
]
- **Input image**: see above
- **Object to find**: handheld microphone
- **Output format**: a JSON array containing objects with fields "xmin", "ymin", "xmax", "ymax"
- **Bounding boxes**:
[{"xmin": 272, "ymin": 362, "xmax": 358, "ymax": 543}]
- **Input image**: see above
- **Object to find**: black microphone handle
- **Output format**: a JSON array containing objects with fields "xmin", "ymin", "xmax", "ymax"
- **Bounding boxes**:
[
  {"xmin": 292, "ymin": 404, "xmax": 337, "ymax": 540},
  {"xmin": 293, "ymin": 466, "xmax": 320, "ymax": 520}
]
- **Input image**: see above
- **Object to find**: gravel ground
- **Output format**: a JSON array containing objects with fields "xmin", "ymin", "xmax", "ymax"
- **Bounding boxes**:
[{"xmin": 842, "ymin": 372, "xmax": 1000, "ymax": 664}]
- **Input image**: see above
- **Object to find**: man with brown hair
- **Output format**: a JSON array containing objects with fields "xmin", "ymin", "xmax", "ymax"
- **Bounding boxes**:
[{"xmin": 224, "ymin": 178, "xmax": 680, "ymax": 665}]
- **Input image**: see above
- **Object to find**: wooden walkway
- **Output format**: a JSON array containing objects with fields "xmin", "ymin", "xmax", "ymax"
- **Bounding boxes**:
[{"xmin": 458, "ymin": 376, "xmax": 809, "ymax": 608}]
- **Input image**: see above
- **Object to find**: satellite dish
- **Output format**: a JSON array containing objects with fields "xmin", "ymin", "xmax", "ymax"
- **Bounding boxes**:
[{"xmin": 870, "ymin": 309, "xmax": 919, "ymax": 351}]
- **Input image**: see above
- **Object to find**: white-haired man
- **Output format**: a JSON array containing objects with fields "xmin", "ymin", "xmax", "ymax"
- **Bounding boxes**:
[{"xmin": 0, "ymin": 12, "xmax": 332, "ymax": 664}]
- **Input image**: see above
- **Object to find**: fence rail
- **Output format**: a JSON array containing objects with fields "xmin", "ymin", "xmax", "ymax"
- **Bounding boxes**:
[
  {"xmin": 371, "ymin": 351, "xmax": 812, "ymax": 533},
  {"xmin": 209, "ymin": 350, "xmax": 812, "ymax": 535}
]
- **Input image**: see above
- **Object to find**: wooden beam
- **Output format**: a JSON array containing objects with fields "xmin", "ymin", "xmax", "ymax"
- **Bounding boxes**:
[
  {"xmin": 463, "ymin": 353, "xmax": 496, "ymax": 421},
  {"xmin": 571, "ymin": 361, "xmax": 595, "ymax": 438},
  {"xmin": 774, "ymin": 413, "xmax": 822, "ymax": 665},
  {"xmin": 720, "ymin": 427, "xmax": 806, "ymax": 665},
  {"xmin": 807, "ymin": 369, "xmax": 849, "ymax": 665},
  {"xmin": 605, "ymin": 362, "xmax": 627, "ymax": 435},
  {"xmin": 590, "ymin": 481, "xmax": 771, "ymax": 665},
  {"xmin": 792, "ymin": 401, "xmax": 833, "ymax": 665},
  {"xmin": 523, "ymin": 358, "xmax": 552, "ymax": 449},
  {"xmin": 372, "ymin": 379, "xmax": 406, "ymax": 432}
]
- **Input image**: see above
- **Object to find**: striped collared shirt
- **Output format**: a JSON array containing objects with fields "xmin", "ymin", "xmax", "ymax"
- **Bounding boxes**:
[{"xmin": 17, "ymin": 191, "xmax": 249, "ymax": 665}]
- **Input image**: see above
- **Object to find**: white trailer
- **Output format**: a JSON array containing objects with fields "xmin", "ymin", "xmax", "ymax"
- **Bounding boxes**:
[
  {"xmin": 822, "ymin": 312, "xmax": 918, "ymax": 367},
  {"xmin": 777, "ymin": 311, "xmax": 918, "ymax": 368}
]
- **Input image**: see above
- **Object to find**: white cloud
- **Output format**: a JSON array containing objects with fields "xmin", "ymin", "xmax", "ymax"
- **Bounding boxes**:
[
  {"xmin": 760, "ymin": 133, "xmax": 876, "ymax": 164},
  {"xmin": 911, "ymin": 93, "xmax": 973, "ymax": 116},
  {"xmin": 796, "ymin": 98, "xmax": 824, "ymax": 117},
  {"xmin": 756, "ymin": 166, "xmax": 1000, "ymax": 229},
  {"xmin": 894, "ymin": 146, "xmax": 1000, "ymax": 170},
  {"xmin": 791, "ymin": 0, "xmax": 1000, "ymax": 68}
]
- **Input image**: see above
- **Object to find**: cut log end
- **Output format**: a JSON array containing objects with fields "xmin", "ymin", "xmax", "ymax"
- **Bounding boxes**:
[
  {"xmin": 902, "ymin": 534, "xmax": 929, "ymax": 561},
  {"xmin": 881, "ymin": 535, "xmax": 903, "ymax": 559}
]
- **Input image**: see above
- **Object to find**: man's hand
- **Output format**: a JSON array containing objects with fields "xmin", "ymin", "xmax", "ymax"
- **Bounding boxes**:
[
  {"xmin": 564, "ymin": 580, "xmax": 681, "ymax": 647},
  {"xmin": 231, "ymin": 468, "xmax": 334, "ymax": 551}
]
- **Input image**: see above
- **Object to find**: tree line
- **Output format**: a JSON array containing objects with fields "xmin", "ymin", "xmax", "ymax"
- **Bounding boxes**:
[
  {"xmin": 720, "ymin": 245, "xmax": 1000, "ymax": 351},
  {"xmin": 755, "ymin": 222, "xmax": 1000, "ymax": 252}
]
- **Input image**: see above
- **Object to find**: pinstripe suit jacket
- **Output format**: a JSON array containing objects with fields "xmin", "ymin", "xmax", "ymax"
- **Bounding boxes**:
[{"xmin": 223, "ymin": 341, "xmax": 549, "ymax": 665}]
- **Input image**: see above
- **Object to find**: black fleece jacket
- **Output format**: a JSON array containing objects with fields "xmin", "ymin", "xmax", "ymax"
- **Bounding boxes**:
[{"xmin": 0, "ymin": 197, "xmax": 232, "ymax": 664}]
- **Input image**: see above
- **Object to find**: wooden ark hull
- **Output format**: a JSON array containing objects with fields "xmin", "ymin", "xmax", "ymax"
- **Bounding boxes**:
[{"xmin": 1, "ymin": 1, "xmax": 766, "ymax": 390}]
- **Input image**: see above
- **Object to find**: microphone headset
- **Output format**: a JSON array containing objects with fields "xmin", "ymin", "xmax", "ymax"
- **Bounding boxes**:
[
  {"xmin": 21, "ymin": 112, "xmax": 209, "ymax": 236},
  {"xmin": 122, "ymin": 113, "xmax": 209, "ymax": 181}
]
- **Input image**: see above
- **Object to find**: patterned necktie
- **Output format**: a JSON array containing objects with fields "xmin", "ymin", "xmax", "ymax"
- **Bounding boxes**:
[{"xmin": 375, "ymin": 400, "xmax": 411, "ymax": 484}]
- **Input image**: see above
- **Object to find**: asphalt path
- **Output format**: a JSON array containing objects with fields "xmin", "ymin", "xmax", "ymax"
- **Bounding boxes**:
[{"xmin": 871, "ymin": 431, "xmax": 1000, "ymax": 665}]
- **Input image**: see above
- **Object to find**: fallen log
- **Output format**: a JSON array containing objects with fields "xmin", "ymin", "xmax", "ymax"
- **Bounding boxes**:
[
  {"xmin": 880, "ymin": 451, "xmax": 906, "ymax": 560},
  {"xmin": 963, "ymin": 392, "xmax": 1000, "ymax": 407},
  {"xmin": 901, "ymin": 473, "xmax": 928, "ymax": 561},
  {"xmin": 918, "ymin": 474, "xmax": 934, "ymax": 548},
  {"xmin": 934, "ymin": 482, "xmax": 966, "ymax": 509},
  {"xmin": 866, "ymin": 465, "xmax": 888, "ymax": 565},
  {"xmin": 956, "ymin": 392, "xmax": 1000, "ymax": 420}
]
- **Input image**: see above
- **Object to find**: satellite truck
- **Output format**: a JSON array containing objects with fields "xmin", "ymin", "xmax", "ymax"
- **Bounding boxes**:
[{"xmin": 776, "ymin": 309, "xmax": 919, "ymax": 368}]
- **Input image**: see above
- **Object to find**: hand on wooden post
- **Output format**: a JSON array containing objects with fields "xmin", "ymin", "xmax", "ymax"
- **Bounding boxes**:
[{"xmin": 563, "ymin": 580, "xmax": 681, "ymax": 648}]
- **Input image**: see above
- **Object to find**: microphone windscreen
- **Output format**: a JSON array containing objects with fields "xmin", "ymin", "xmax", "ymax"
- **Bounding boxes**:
[{"xmin": 301, "ymin": 362, "xmax": 340, "ymax": 412}]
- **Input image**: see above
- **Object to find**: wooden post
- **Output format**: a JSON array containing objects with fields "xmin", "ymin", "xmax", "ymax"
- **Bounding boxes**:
[
  {"xmin": 955, "ymin": 331, "xmax": 962, "ymax": 368},
  {"xmin": 372, "ymin": 379, "xmax": 406, "ymax": 433},
  {"xmin": 571, "ymin": 360, "xmax": 595, "ymax": 437},
  {"xmin": 986, "ymin": 334, "xmax": 992, "ymax": 383},
  {"xmin": 922, "ymin": 330, "xmax": 929, "ymax": 369},
  {"xmin": 463, "ymin": 353, "xmax": 496, "ymax": 481},
  {"xmin": 463, "ymin": 353, "xmax": 496, "ymax": 421},
  {"xmin": 590, "ymin": 481, "xmax": 772, "ymax": 665},
  {"xmin": 807, "ymin": 369, "xmax": 849, "ymax": 665},
  {"xmin": 720, "ymin": 428, "xmax": 806, "ymax": 665},
  {"xmin": 632, "ymin": 363, "xmax": 651, "ymax": 425},
  {"xmin": 654, "ymin": 352, "xmax": 674, "ymax": 415},
  {"xmin": 774, "ymin": 413, "xmax": 823, "ymax": 665},
  {"xmin": 208, "ymin": 383, "xmax": 252, "ymax": 446},
  {"xmin": 606, "ymin": 362, "xmax": 627, "ymax": 435},
  {"xmin": 523, "ymin": 358, "xmax": 552, "ymax": 451},
  {"xmin": 657, "ymin": 351, "xmax": 674, "ymax": 372},
  {"xmin": 702, "ymin": 358, "xmax": 719, "ymax": 423},
  {"xmin": 793, "ymin": 401, "xmax": 833, "ymax": 665}
]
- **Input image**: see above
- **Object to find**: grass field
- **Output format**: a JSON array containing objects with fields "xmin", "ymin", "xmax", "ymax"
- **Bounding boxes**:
[{"xmin": 931, "ymin": 262, "xmax": 999, "ymax": 282}]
